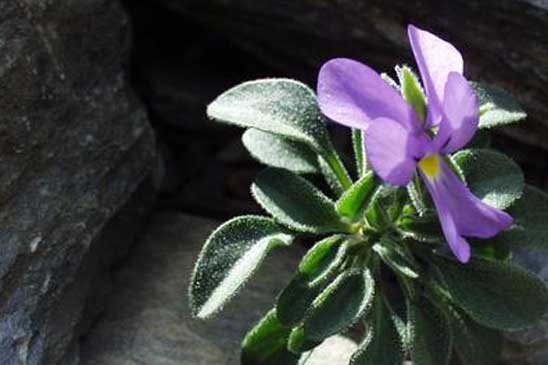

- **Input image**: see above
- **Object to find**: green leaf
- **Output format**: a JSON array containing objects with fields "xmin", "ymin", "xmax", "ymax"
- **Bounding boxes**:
[
  {"xmin": 397, "ymin": 65, "xmax": 427, "ymax": 121},
  {"xmin": 207, "ymin": 78, "xmax": 332, "ymax": 153},
  {"xmin": 276, "ymin": 235, "xmax": 347, "ymax": 327},
  {"xmin": 352, "ymin": 129, "xmax": 366, "ymax": 177},
  {"xmin": 436, "ymin": 256, "xmax": 548, "ymax": 330},
  {"xmin": 398, "ymin": 211, "xmax": 443, "ymax": 243},
  {"xmin": 189, "ymin": 216, "xmax": 294, "ymax": 319},
  {"xmin": 241, "ymin": 309, "xmax": 302, "ymax": 365},
  {"xmin": 408, "ymin": 298, "xmax": 452, "ymax": 365},
  {"xmin": 472, "ymin": 82, "xmax": 527, "ymax": 129},
  {"xmin": 407, "ymin": 177, "xmax": 434, "ymax": 216},
  {"xmin": 252, "ymin": 168, "xmax": 349, "ymax": 233},
  {"xmin": 208, "ymin": 79, "xmax": 352, "ymax": 191},
  {"xmin": 373, "ymin": 239, "xmax": 419, "ymax": 279},
  {"xmin": 298, "ymin": 235, "xmax": 348, "ymax": 284},
  {"xmin": 336, "ymin": 171, "xmax": 378, "ymax": 221},
  {"xmin": 287, "ymin": 326, "xmax": 322, "ymax": 353},
  {"xmin": 242, "ymin": 129, "xmax": 320, "ymax": 174},
  {"xmin": 469, "ymin": 237, "xmax": 511, "ymax": 261},
  {"xmin": 301, "ymin": 268, "xmax": 375, "ymax": 341},
  {"xmin": 448, "ymin": 309, "xmax": 503, "ymax": 365},
  {"xmin": 452, "ymin": 148, "xmax": 524, "ymax": 209},
  {"xmin": 318, "ymin": 156, "xmax": 346, "ymax": 196},
  {"xmin": 350, "ymin": 293, "xmax": 404, "ymax": 365},
  {"xmin": 365, "ymin": 185, "xmax": 405, "ymax": 230},
  {"xmin": 493, "ymin": 184, "xmax": 548, "ymax": 250}
]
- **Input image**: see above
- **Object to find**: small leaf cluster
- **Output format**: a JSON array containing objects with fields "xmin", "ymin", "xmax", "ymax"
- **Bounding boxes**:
[{"xmin": 189, "ymin": 70, "xmax": 548, "ymax": 365}]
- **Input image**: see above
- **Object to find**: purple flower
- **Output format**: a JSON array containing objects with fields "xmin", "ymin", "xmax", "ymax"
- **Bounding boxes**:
[{"xmin": 317, "ymin": 24, "xmax": 513, "ymax": 263}]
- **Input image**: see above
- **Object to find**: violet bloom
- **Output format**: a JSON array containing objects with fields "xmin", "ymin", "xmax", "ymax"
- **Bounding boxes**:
[{"xmin": 317, "ymin": 25, "xmax": 513, "ymax": 263}]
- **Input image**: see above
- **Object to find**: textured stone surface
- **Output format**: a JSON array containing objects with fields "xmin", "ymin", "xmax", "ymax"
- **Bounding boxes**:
[
  {"xmin": 158, "ymin": 0, "xmax": 548, "ymax": 151},
  {"xmin": 0, "ymin": 0, "xmax": 154, "ymax": 363},
  {"xmin": 504, "ymin": 250, "xmax": 548, "ymax": 365},
  {"xmin": 79, "ymin": 212, "xmax": 358, "ymax": 364}
]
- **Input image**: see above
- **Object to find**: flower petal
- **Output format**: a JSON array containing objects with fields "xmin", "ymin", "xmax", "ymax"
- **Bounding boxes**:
[
  {"xmin": 408, "ymin": 25, "xmax": 463, "ymax": 127},
  {"xmin": 434, "ymin": 193, "xmax": 471, "ymax": 263},
  {"xmin": 364, "ymin": 117, "xmax": 428, "ymax": 186},
  {"xmin": 420, "ymin": 159, "xmax": 513, "ymax": 262},
  {"xmin": 317, "ymin": 58, "xmax": 419, "ymax": 130},
  {"xmin": 434, "ymin": 72, "xmax": 479, "ymax": 153}
]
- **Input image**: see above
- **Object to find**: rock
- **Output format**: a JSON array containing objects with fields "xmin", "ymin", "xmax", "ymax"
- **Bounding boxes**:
[
  {"xmin": 305, "ymin": 336, "xmax": 358, "ymax": 365},
  {"xmin": 0, "ymin": 0, "xmax": 155, "ymax": 363},
  {"xmin": 79, "ymin": 212, "xmax": 358, "ymax": 364},
  {"xmin": 158, "ymin": 0, "xmax": 548, "ymax": 151},
  {"xmin": 503, "ymin": 249, "xmax": 548, "ymax": 365}
]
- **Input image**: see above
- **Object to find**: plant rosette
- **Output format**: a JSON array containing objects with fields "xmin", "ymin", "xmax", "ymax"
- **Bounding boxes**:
[{"xmin": 189, "ymin": 24, "xmax": 547, "ymax": 365}]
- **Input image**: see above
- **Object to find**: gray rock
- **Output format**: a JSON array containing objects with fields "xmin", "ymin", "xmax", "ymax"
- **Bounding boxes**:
[
  {"xmin": 158, "ymin": 0, "xmax": 548, "ymax": 153},
  {"xmin": 503, "ymin": 250, "xmax": 548, "ymax": 365},
  {"xmin": 0, "ymin": 0, "xmax": 155, "ymax": 363},
  {"xmin": 305, "ymin": 336, "xmax": 358, "ymax": 365},
  {"xmin": 79, "ymin": 212, "xmax": 358, "ymax": 365}
]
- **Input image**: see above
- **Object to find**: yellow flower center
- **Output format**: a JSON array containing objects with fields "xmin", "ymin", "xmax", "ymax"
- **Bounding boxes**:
[{"xmin": 418, "ymin": 154, "xmax": 441, "ymax": 179}]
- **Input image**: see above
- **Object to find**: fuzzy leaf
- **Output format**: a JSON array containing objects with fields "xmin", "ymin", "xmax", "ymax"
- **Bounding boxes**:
[
  {"xmin": 190, "ymin": 216, "xmax": 293, "ymax": 319},
  {"xmin": 452, "ymin": 148, "xmax": 523, "ymax": 209},
  {"xmin": 448, "ymin": 309, "xmax": 502, "ymax": 365},
  {"xmin": 276, "ymin": 235, "xmax": 347, "ymax": 327},
  {"xmin": 408, "ymin": 298, "xmax": 452, "ymax": 365},
  {"xmin": 493, "ymin": 184, "xmax": 548, "ymax": 250},
  {"xmin": 397, "ymin": 65, "xmax": 427, "ymax": 121},
  {"xmin": 350, "ymin": 293, "xmax": 403, "ymax": 365},
  {"xmin": 407, "ymin": 177, "xmax": 433, "ymax": 216},
  {"xmin": 300, "ymin": 268, "xmax": 375, "ymax": 341},
  {"xmin": 287, "ymin": 326, "xmax": 322, "ymax": 353},
  {"xmin": 373, "ymin": 239, "xmax": 419, "ymax": 279},
  {"xmin": 398, "ymin": 211, "xmax": 443, "ymax": 243},
  {"xmin": 352, "ymin": 129, "xmax": 366, "ymax": 177},
  {"xmin": 437, "ymin": 257, "xmax": 548, "ymax": 330},
  {"xmin": 472, "ymin": 82, "xmax": 527, "ymax": 129},
  {"xmin": 318, "ymin": 156, "xmax": 346, "ymax": 196},
  {"xmin": 242, "ymin": 129, "xmax": 320, "ymax": 174},
  {"xmin": 298, "ymin": 235, "xmax": 347, "ymax": 281},
  {"xmin": 252, "ymin": 168, "xmax": 348, "ymax": 233},
  {"xmin": 241, "ymin": 309, "xmax": 301, "ymax": 365},
  {"xmin": 207, "ymin": 78, "xmax": 332, "ymax": 153},
  {"xmin": 336, "ymin": 171, "xmax": 377, "ymax": 221}
]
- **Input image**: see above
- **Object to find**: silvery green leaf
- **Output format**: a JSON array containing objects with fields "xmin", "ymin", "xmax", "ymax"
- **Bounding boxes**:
[
  {"xmin": 398, "ymin": 211, "xmax": 443, "ymax": 243},
  {"xmin": 436, "ymin": 256, "xmax": 548, "ymax": 330},
  {"xmin": 452, "ymin": 148, "xmax": 524, "ymax": 209},
  {"xmin": 207, "ymin": 78, "xmax": 332, "ymax": 154},
  {"xmin": 241, "ymin": 308, "xmax": 302, "ymax": 365},
  {"xmin": 397, "ymin": 65, "xmax": 427, "ymax": 121},
  {"xmin": 408, "ymin": 298, "xmax": 452, "ymax": 365},
  {"xmin": 287, "ymin": 326, "xmax": 322, "ymax": 353},
  {"xmin": 242, "ymin": 129, "xmax": 320, "ymax": 174},
  {"xmin": 472, "ymin": 82, "xmax": 527, "ymax": 128},
  {"xmin": 493, "ymin": 184, "xmax": 548, "ymax": 250},
  {"xmin": 190, "ymin": 216, "xmax": 293, "ymax": 319},
  {"xmin": 252, "ymin": 168, "xmax": 349, "ymax": 234},
  {"xmin": 300, "ymin": 268, "xmax": 375, "ymax": 341},
  {"xmin": 448, "ymin": 309, "xmax": 502, "ymax": 365},
  {"xmin": 373, "ymin": 239, "xmax": 419, "ymax": 279},
  {"xmin": 336, "ymin": 171, "xmax": 377, "ymax": 221},
  {"xmin": 352, "ymin": 129, "xmax": 366, "ymax": 177},
  {"xmin": 276, "ymin": 235, "xmax": 347, "ymax": 327},
  {"xmin": 350, "ymin": 293, "xmax": 403, "ymax": 365},
  {"xmin": 407, "ymin": 177, "xmax": 434, "ymax": 216},
  {"xmin": 318, "ymin": 156, "xmax": 347, "ymax": 196}
]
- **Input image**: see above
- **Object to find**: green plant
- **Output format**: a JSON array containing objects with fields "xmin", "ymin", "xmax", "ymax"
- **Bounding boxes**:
[{"xmin": 189, "ymin": 25, "xmax": 548, "ymax": 365}]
